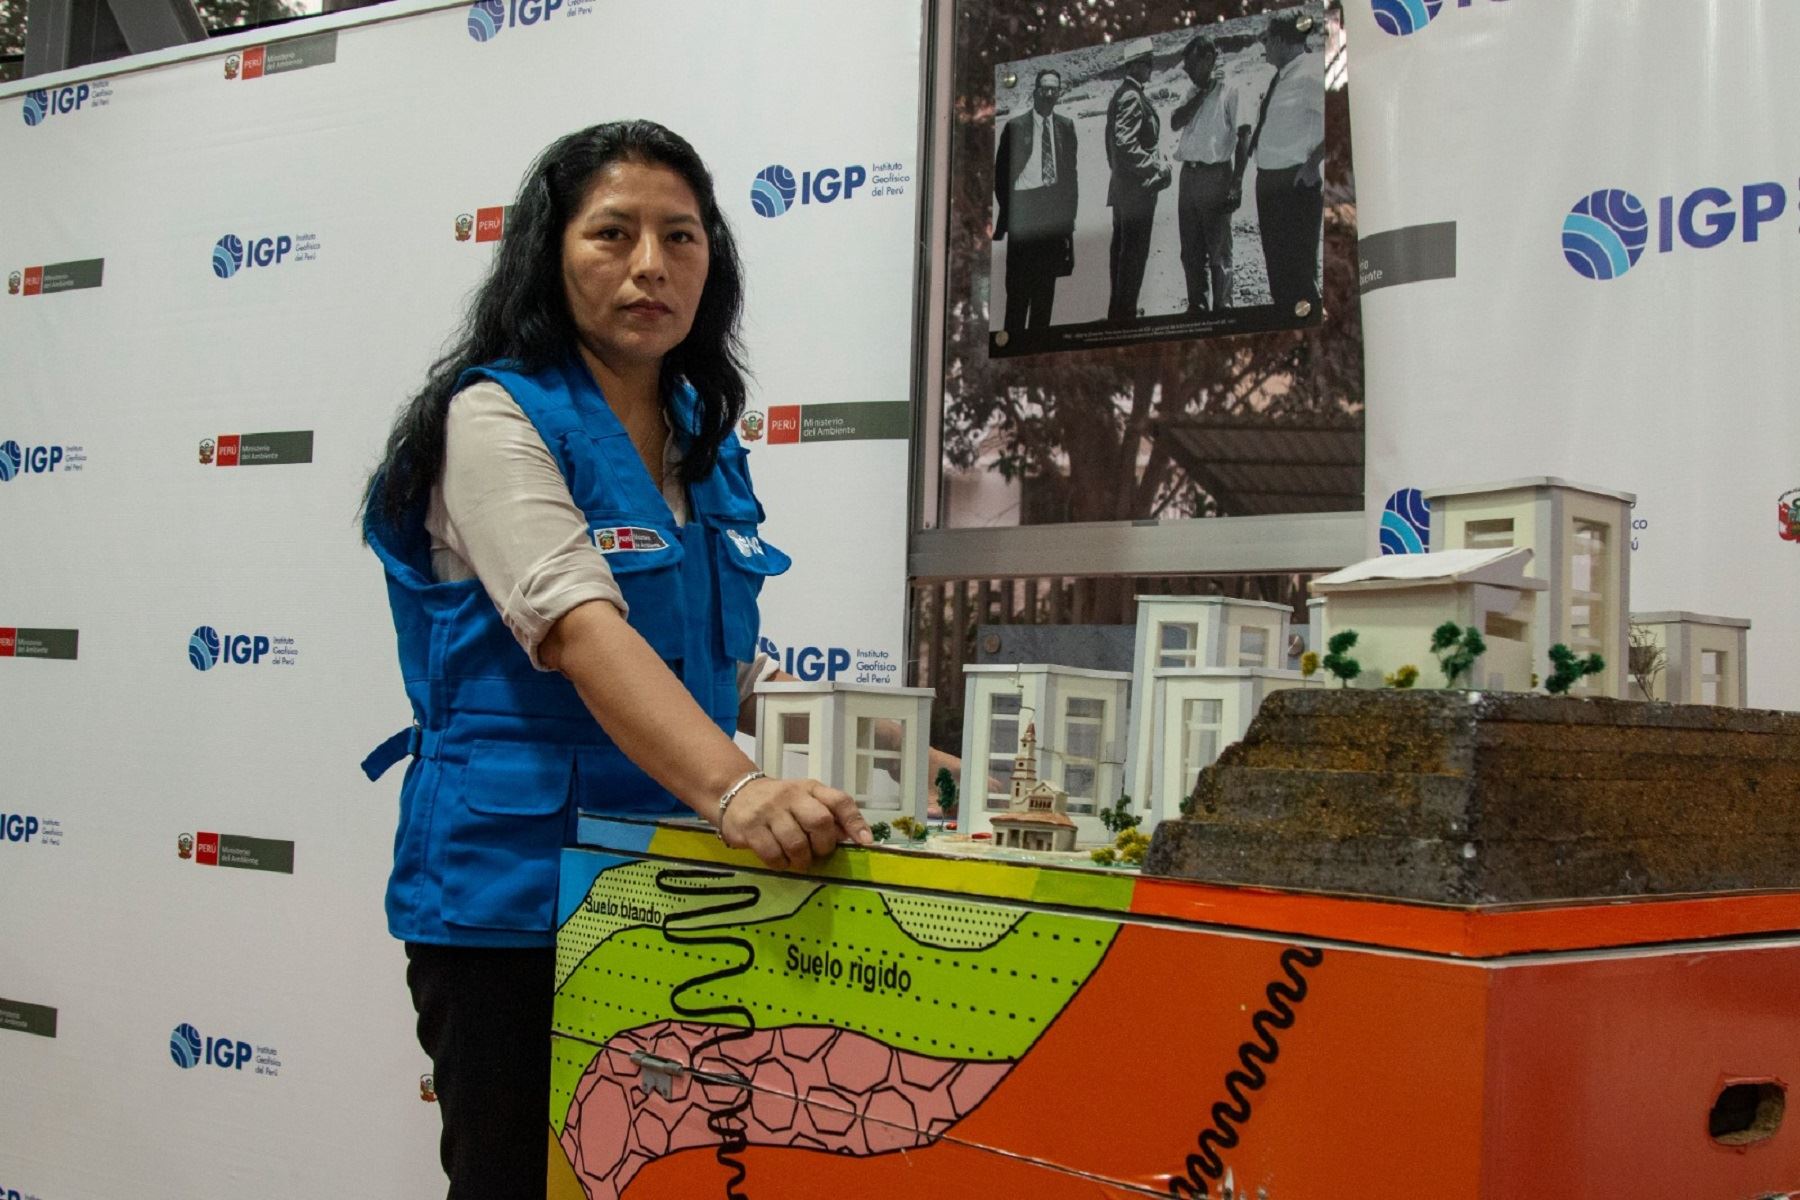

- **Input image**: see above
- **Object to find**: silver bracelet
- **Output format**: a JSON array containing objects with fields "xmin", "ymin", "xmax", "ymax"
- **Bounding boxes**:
[{"xmin": 714, "ymin": 770, "xmax": 766, "ymax": 838}]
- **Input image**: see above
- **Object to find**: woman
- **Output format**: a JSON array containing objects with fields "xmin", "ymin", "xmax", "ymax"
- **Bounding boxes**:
[{"xmin": 360, "ymin": 120, "xmax": 873, "ymax": 1198}]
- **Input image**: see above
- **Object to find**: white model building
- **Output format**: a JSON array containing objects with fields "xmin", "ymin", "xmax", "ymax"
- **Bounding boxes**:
[
  {"xmin": 1424, "ymin": 477, "xmax": 1633, "ymax": 698},
  {"xmin": 988, "ymin": 723, "xmax": 1078, "ymax": 852},
  {"xmin": 1122, "ymin": 595, "xmax": 1309, "ymax": 834},
  {"xmin": 753, "ymin": 682, "xmax": 934, "ymax": 825},
  {"xmin": 1628, "ymin": 612, "xmax": 1751, "ymax": 706},
  {"xmin": 959, "ymin": 664, "xmax": 1130, "ymax": 846},
  {"xmin": 1310, "ymin": 548, "xmax": 1546, "ymax": 692},
  {"xmin": 1142, "ymin": 667, "xmax": 1320, "ymax": 827}
]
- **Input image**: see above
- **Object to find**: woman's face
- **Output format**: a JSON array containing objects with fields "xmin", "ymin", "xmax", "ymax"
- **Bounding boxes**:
[{"xmin": 561, "ymin": 159, "xmax": 710, "ymax": 373}]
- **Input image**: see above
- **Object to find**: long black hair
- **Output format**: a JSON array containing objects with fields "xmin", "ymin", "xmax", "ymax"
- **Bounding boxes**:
[{"xmin": 364, "ymin": 120, "xmax": 748, "ymax": 534}]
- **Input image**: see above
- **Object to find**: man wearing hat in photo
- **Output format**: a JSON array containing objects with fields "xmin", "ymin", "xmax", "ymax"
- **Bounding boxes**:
[
  {"xmin": 1104, "ymin": 37, "xmax": 1171, "ymax": 322},
  {"xmin": 1247, "ymin": 11, "xmax": 1326, "ymax": 314}
]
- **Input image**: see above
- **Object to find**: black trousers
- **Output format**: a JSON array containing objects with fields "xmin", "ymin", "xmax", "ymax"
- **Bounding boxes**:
[
  {"xmin": 1255, "ymin": 165, "xmax": 1324, "ymax": 314},
  {"xmin": 1003, "ymin": 233, "xmax": 1061, "ymax": 333},
  {"xmin": 1177, "ymin": 160, "xmax": 1235, "ymax": 312},
  {"xmin": 406, "ymin": 942, "xmax": 556, "ymax": 1200},
  {"xmin": 1108, "ymin": 189, "xmax": 1159, "ymax": 322}
]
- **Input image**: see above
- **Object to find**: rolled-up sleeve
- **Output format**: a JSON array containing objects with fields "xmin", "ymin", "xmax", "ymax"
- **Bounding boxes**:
[{"xmin": 425, "ymin": 382, "xmax": 626, "ymax": 670}]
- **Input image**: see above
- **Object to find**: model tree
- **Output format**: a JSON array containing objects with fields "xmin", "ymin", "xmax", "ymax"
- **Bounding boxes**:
[
  {"xmin": 1089, "ymin": 828, "xmax": 1151, "ymax": 867},
  {"xmin": 1545, "ymin": 644, "xmax": 1605, "ymax": 695},
  {"xmin": 1300, "ymin": 650, "xmax": 1320, "ymax": 678},
  {"xmin": 1322, "ymin": 630, "xmax": 1361, "ymax": 688},
  {"xmin": 869, "ymin": 821, "xmax": 891, "ymax": 844},
  {"xmin": 934, "ymin": 766, "xmax": 959, "ymax": 817},
  {"xmin": 1430, "ymin": 621, "xmax": 1487, "ymax": 688},
  {"xmin": 892, "ymin": 816, "xmax": 929, "ymax": 842},
  {"xmin": 1384, "ymin": 664, "xmax": 1419, "ymax": 689},
  {"xmin": 1098, "ymin": 794, "xmax": 1142, "ymax": 835},
  {"xmin": 1627, "ymin": 625, "xmax": 1667, "ymax": 700}
]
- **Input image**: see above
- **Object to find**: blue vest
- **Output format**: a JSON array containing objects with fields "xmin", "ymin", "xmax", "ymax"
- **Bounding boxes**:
[{"xmin": 363, "ymin": 358, "xmax": 789, "ymax": 947}]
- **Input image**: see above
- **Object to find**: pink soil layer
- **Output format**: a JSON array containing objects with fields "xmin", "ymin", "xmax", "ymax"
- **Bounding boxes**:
[{"xmin": 560, "ymin": 1022, "xmax": 1011, "ymax": 1200}]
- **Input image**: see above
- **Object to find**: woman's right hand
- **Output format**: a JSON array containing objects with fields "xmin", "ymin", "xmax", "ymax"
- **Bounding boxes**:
[{"xmin": 720, "ymin": 777, "xmax": 874, "ymax": 870}]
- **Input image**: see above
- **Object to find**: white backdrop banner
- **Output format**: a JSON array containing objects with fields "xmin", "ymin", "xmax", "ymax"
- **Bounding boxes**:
[
  {"xmin": 0, "ymin": 2, "xmax": 921, "ymax": 1196},
  {"xmin": 1347, "ymin": 0, "xmax": 1800, "ymax": 708}
]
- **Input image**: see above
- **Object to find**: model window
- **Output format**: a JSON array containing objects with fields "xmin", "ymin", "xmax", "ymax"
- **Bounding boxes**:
[
  {"xmin": 987, "ymin": 692, "xmax": 1023, "ymax": 811},
  {"xmin": 854, "ymin": 717, "xmax": 904, "ymax": 810},
  {"xmin": 1180, "ymin": 699, "xmax": 1224, "ymax": 799},
  {"xmin": 1567, "ymin": 519, "xmax": 1608, "ymax": 692},
  {"xmin": 778, "ymin": 712, "xmax": 812, "ymax": 779},
  {"xmin": 1159, "ymin": 622, "xmax": 1200, "ymax": 668},
  {"xmin": 1060, "ymin": 697, "xmax": 1104, "ymax": 814},
  {"xmin": 1701, "ymin": 650, "xmax": 1724, "ymax": 706},
  {"xmin": 1238, "ymin": 626, "xmax": 1269, "ymax": 667},
  {"xmin": 1464, "ymin": 518, "xmax": 1515, "ymax": 549},
  {"xmin": 1483, "ymin": 613, "xmax": 1526, "ymax": 642}
]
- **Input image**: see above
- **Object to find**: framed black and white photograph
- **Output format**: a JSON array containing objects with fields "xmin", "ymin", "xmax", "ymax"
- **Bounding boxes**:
[{"xmin": 987, "ymin": 4, "xmax": 1328, "ymax": 358}]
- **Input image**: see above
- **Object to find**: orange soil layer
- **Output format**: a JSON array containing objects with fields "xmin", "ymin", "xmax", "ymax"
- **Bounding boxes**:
[{"xmin": 613, "ymin": 921, "xmax": 1800, "ymax": 1198}]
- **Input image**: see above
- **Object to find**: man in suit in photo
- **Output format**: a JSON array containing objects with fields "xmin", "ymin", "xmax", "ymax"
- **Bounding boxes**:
[
  {"xmin": 994, "ymin": 69, "xmax": 1080, "ymax": 334},
  {"xmin": 1104, "ymin": 38, "xmax": 1171, "ymax": 323},
  {"xmin": 1247, "ymin": 11, "xmax": 1326, "ymax": 314}
]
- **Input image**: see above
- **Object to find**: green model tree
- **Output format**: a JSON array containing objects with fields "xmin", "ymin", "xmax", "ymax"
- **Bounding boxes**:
[
  {"xmin": 892, "ymin": 816, "xmax": 929, "ymax": 842},
  {"xmin": 1098, "ymin": 794, "xmax": 1141, "ymax": 835},
  {"xmin": 1089, "ymin": 828, "xmax": 1151, "ymax": 867},
  {"xmin": 934, "ymin": 766, "xmax": 958, "ymax": 817},
  {"xmin": 1545, "ymin": 644, "xmax": 1605, "ymax": 695},
  {"xmin": 869, "ymin": 821, "xmax": 891, "ymax": 844},
  {"xmin": 1430, "ymin": 621, "xmax": 1488, "ymax": 687},
  {"xmin": 1323, "ymin": 630, "xmax": 1361, "ymax": 687}
]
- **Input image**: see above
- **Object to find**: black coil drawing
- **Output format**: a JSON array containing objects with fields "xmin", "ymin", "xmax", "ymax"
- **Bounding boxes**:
[
  {"xmin": 655, "ymin": 867, "xmax": 764, "ymax": 1200},
  {"xmin": 1167, "ymin": 945, "xmax": 1326, "ymax": 1199}
]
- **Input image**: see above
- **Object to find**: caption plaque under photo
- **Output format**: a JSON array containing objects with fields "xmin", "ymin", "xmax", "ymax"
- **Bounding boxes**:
[{"xmin": 986, "ymin": 2, "xmax": 1327, "ymax": 359}]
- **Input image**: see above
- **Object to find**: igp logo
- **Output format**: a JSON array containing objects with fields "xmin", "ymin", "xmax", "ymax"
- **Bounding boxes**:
[
  {"xmin": 1371, "ymin": 0, "xmax": 1441, "ymax": 36},
  {"xmin": 1372, "ymin": 0, "xmax": 1505, "ymax": 36},
  {"xmin": 750, "ymin": 165, "xmax": 798, "ymax": 217},
  {"xmin": 169, "ymin": 1022, "xmax": 252, "ymax": 1071},
  {"xmin": 20, "ymin": 84, "xmax": 87, "ymax": 126},
  {"xmin": 1562, "ymin": 189, "xmax": 1648, "ymax": 280},
  {"xmin": 1379, "ymin": 487, "xmax": 1431, "ymax": 554},
  {"xmin": 466, "ymin": 0, "xmax": 586, "ymax": 42},
  {"xmin": 757, "ymin": 635, "xmax": 851, "ymax": 682},
  {"xmin": 188, "ymin": 625, "xmax": 295, "ymax": 669},
  {"xmin": 1564, "ymin": 178, "xmax": 1793, "ymax": 281},
  {"xmin": 466, "ymin": 0, "xmax": 504, "ymax": 39},
  {"xmin": 1, "ymin": 813, "xmax": 40, "ymax": 843},
  {"xmin": 188, "ymin": 626, "xmax": 223, "ymax": 669},
  {"xmin": 0, "ymin": 441, "xmax": 68, "ymax": 481},
  {"xmin": 749, "ymin": 162, "xmax": 868, "ymax": 218},
  {"xmin": 212, "ymin": 232, "xmax": 307, "ymax": 278}
]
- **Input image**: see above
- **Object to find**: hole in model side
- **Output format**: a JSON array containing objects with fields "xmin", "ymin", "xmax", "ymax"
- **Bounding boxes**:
[{"xmin": 1709, "ymin": 1081, "xmax": 1785, "ymax": 1146}]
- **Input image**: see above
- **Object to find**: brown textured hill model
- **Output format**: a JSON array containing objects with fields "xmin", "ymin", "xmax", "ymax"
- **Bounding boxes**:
[{"xmin": 1143, "ymin": 688, "xmax": 1800, "ymax": 904}]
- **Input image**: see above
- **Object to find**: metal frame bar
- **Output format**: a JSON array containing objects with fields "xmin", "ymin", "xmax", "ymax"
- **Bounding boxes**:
[{"xmin": 910, "ymin": 511, "xmax": 1364, "ymax": 582}]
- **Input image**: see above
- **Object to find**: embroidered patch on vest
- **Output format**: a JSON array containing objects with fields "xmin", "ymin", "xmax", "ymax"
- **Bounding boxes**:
[
  {"xmin": 593, "ymin": 526, "xmax": 668, "ymax": 553},
  {"xmin": 724, "ymin": 528, "xmax": 765, "ymax": 558}
]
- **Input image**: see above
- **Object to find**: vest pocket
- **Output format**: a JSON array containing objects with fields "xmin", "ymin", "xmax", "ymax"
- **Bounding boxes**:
[
  {"xmin": 439, "ymin": 740, "xmax": 572, "ymax": 933},
  {"xmin": 713, "ymin": 524, "xmax": 792, "ymax": 661}
]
